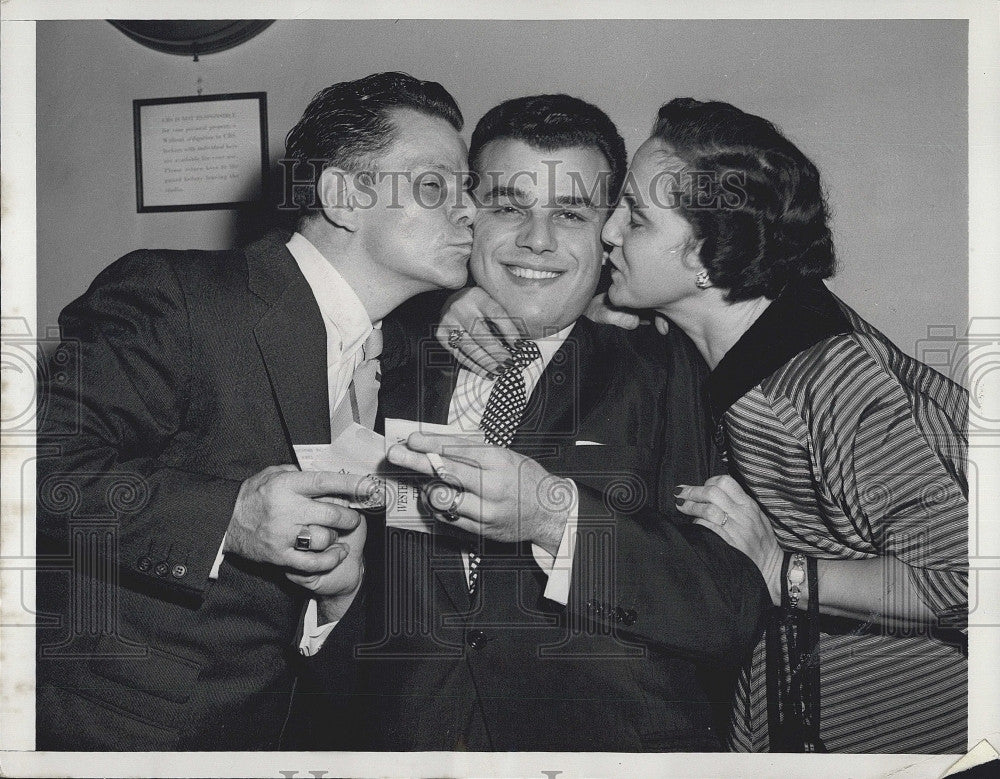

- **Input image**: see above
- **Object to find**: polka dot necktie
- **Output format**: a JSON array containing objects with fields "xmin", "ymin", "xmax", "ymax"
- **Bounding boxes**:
[{"xmin": 467, "ymin": 338, "xmax": 542, "ymax": 596}]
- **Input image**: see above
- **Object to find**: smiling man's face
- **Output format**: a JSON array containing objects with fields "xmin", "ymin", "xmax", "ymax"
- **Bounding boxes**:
[{"xmin": 469, "ymin": 139, "xmax": 610, "ymax": 339}]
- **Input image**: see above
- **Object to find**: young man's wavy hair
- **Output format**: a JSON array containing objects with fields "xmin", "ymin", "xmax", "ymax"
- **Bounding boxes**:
[{"xmin": 469, "ymin": 94, "xmax": 626, "ymax": 207}]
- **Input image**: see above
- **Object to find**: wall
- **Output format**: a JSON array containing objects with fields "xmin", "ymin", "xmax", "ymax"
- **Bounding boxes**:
[{"xmin": 36, "ymin": 19, "xmax": 967, "ymax": 357}]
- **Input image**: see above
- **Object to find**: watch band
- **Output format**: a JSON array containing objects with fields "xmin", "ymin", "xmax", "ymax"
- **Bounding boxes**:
[{"xmin": 787, "ymin": 552, "xmax": 807, "ymax": 610}]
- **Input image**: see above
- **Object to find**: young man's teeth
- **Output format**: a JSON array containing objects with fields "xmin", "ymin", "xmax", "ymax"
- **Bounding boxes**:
[{"xmin": 509, "ymin": 266, "xmax": 560, "ymax": 280}]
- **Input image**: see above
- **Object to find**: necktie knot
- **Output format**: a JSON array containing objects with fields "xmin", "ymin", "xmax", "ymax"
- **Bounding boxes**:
[{"xmin": 509, "ymin": 338, "xmax": 541, "ymax": 370}]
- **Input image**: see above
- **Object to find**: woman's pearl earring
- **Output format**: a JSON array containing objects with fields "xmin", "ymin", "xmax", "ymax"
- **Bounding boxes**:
[
  {"xmin": 695, "ymin": 269, "xmax": 713, "ymax": 289},
  {"xmin": 602, "ymin": 250, "xmax": 610, "ymax": 265}
]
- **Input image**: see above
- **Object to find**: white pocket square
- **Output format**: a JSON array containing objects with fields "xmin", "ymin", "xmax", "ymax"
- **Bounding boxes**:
[{"xmin": 575, "ymin": 440, "xmax": 605, "ymax": 446}]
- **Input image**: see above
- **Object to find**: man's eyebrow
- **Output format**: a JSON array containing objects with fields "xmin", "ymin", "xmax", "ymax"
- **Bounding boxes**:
[
  {"xmin": 399, "ymin": 156, "xmax": 462, "ymax": 172},
  {"xmin": 552, "ymin": 193, "xmax": 597, "ymax": 209},
  {"xmin": 481, "ymin": 184, "xmax": 530, "ymax": 202}
]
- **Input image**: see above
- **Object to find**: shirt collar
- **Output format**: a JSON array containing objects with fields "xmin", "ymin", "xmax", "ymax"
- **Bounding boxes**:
[
  {"xmin": 532, "ymin": 323, "xmax": 577, "ymax": 372},
  {"xmin": 452, "ymin": 321, "xmax": 575, "ymax": 391},
  {"xmin": 707, "ymin": 280, "xmax": 852, "ymax": 421},
  {"xmin": 286, "ymin": 232, "xmax": 375, "ymax": 358}
]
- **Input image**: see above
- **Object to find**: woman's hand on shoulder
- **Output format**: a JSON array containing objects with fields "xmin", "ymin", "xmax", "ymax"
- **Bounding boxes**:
[{"xmin": 676, "ymin": 474, "xmax": 783, "ymax": 605}]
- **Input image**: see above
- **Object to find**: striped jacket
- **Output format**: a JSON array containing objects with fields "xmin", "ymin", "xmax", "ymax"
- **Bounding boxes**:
[{"xmin": 711, "ymin": 280, "xmax": 967, "ymax": 753}]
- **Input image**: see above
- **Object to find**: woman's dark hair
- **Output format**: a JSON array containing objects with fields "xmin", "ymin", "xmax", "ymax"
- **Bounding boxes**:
[
  {"xmin": 652, "ymin": 98, "xmax": 835, "ymax": 301},
  {"xmin": 284, "ymin": 71, "xmax": 463, "ymax": 212},
  {"xmin": 469, "ymin": 94, "xmax": 627, "ymax": 205}
]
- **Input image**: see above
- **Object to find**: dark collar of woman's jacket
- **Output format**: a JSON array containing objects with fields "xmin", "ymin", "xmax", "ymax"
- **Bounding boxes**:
[{"xmin": 707, "ymin": 279, "xmax": 852, "ymax": 422}]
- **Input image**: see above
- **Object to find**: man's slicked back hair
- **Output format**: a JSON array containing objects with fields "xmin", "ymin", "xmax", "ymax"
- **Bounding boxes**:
[{"xmin": 284, "ymin": 71, "xmax": 463, "ymax": 212}]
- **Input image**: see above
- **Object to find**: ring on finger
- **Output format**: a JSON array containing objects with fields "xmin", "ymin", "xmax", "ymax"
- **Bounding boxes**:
[
  {"xmin": 357, "ymin": 474, "xmax": 385, "ymax": 509},
  {"xmin": 441, "ymin": 491, "xmax": 463, "ymax": 522},
  {"xmin": 447, "ymin": 328, "xmax": 467, "ymax": 348},
  {"xmin": 720, "ymin": 513, "xmax": 730, "ymax": 527},
  {"xmin": 294, "ymin": 528, "xmax": 312, "ymax": 551},
  {"xmin": 424, "ymin": 477, "xmax": 463, "ymax": 521}
]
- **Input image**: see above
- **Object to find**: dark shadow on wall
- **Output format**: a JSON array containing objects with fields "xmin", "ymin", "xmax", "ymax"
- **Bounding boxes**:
[{"xmin": 225, "ymin": 156, "xmax": 299, "ymax": 247}]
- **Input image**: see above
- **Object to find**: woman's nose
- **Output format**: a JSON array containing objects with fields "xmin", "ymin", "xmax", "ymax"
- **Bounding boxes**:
[{"xmin": 602, "ymin": 204, "xmax": 625, "ymax": 246}]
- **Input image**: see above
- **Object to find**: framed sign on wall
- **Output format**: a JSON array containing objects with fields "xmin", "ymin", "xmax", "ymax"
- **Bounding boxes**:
[{"xmin": 133, "ymin": 91, "xmax": 268, "ymax": 212}]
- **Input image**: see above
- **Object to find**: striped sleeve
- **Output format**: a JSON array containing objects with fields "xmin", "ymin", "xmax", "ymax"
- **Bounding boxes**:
[{"xmin": 840, "ymin": 348, "xmax": 968, "ymax": 626}]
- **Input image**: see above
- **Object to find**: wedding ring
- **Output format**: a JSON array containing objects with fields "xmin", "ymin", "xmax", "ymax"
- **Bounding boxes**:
[
  {"xmin": 720, "ymin": 514, "xmax": 729, "ymax": 527},
  {"xmin": 447, "ymin": 328, "xmax": 467, "ymax": 348},
  {"xmin": 294, "ymin": 529, "xmax": 312, "ymax": 551}
]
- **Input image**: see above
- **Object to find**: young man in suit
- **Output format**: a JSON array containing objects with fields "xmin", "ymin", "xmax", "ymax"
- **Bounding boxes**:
[
  {"xmin": 301, "ymin": 95, "xmax": 770, "ymax": 751},
  {"xmin": 35, "ymin": 72, "xmax": 475, "ymax": 750}
]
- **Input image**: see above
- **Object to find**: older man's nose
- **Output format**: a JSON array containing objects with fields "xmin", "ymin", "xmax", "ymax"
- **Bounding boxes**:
[{"xmin": 452, "ymin": 187, "xmax": 477, "ymax": 226}]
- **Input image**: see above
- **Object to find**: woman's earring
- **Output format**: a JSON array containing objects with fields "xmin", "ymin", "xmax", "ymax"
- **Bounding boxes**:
[
  {"xmin": 695, "ymin": 269, "xmax": 713, "ymax": 289},
  {"xmin": 602, "ymin": 250, "xmax": 610, "ymax": 266}
]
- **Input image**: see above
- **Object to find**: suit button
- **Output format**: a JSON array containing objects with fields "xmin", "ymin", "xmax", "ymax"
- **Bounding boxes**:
[
  {"xmin": 171, "ymin": 564, "xmax": 187, "ymax": 578},
  {"xmin": 136, "ymin": 556, "xmax": 153, "ymax": 572},
  {"xmin": 466, "ymin": 630, "xmax": 488, "ymax": 650},
  {"xmin": 154, "ymin": 561, "xmax": 169, "ymax": 577}
]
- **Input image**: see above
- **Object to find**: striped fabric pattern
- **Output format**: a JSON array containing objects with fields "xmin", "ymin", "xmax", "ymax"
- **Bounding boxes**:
[{"xmin": 725, "ymin": 298, "xmax": 968, "ymax": 753}]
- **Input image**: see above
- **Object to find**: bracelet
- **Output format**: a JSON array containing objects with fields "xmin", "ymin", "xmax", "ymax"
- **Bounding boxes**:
[{"xmin": 787, "ymin": 552, "xmax": 807, "ymax": 610}]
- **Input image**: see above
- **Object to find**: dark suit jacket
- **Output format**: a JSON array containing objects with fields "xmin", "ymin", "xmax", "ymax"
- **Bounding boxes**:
[
  {"xmin": 303, "ymin": 295, "xmax": 770, "ymax": 752},
  {"xmin": 35, "ymin": 230, "xmax": 338, "ymax": 750}
]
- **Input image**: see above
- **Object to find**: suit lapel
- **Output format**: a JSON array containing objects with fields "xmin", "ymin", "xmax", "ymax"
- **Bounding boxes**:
[
  {"xmin": 421, "ymin": 348, "xmax": 459, "ymax": 426},
  {"xmin": 430, "ymin": 531, "xmax": 474, "ymax": 615},
  {"xmin": 248, "ymin": 231, "xmax": 331, "ymax": 447},
  {"xmin": 512, "ymin": 318, "xmax": 605, "ymax": 448}
]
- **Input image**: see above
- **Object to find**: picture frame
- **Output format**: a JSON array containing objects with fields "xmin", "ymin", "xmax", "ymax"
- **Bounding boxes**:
[{"xmin": 132, "ymin": 91, "xmax": 268, "ymax": 212}]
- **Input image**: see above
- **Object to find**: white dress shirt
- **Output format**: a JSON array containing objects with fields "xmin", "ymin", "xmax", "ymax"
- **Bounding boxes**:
[
  {"xmin": 286, "ymin": 231, "xmax": 378, "ymax": 419},
  {"xmin": 211, "ymin": 232, "xmax": 377, "ymax": 581}
]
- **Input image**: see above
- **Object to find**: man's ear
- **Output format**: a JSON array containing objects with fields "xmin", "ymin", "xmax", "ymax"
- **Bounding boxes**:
[{"xmin": 316, "ymin": 167, "xmax": 361, "ymax": 232}]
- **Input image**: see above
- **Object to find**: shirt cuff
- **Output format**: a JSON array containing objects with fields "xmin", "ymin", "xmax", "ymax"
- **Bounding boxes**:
[
  {"xmin": 530, "ymin": 479, "xmax": 579, "ymax": 606},
  {"xmin": 298, "ymin": 598, "xmax": 340, "ymax": 657},
  {"xmin": 208, "ymin": 533, "xmax": 227, "ymax": 580}
]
